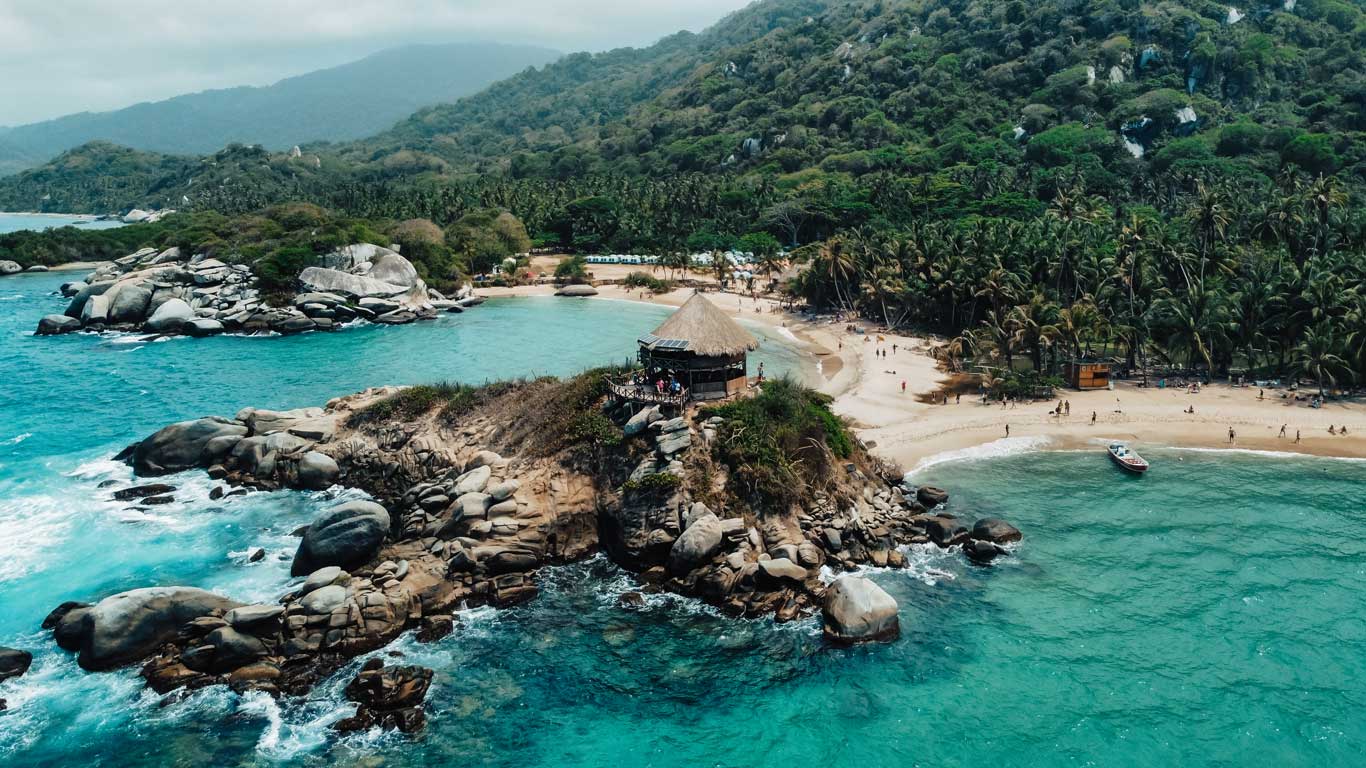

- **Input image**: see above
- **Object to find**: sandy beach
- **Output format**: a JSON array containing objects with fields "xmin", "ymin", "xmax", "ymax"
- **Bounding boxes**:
[{"xmin": 486, "ymin": 270, "xmax": 1366, "ymax": 469}]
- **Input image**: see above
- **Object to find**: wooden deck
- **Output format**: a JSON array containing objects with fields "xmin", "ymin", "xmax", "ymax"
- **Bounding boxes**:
[{"xmin": 609, "ymin": 379, "xmax": 689, "ymax": 406}]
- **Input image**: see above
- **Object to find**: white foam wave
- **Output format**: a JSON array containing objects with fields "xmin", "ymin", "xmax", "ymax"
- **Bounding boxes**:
[
  {"xmin": 1165, "ymin": 445, "xmax": 1366, "ymax": 464},
  {"xmin": 908, "ymin": 435, "xmax": 1054, "ymax": 475},
  {"xmin": 818, "ymin": 542, "xmax": 962, "ymax": 587},
  {"xmin": 2, "ymin": 432, "xmax": 31, "ymax": 446}
]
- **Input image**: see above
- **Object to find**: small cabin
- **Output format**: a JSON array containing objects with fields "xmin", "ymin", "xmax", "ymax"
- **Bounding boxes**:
[
  {"xmin": 636, "ymin": 293, "xmax": 759, "ymax": 401},
  {"xmin": 1064, "ymin": 360, "xmax": 1112, "ymax": 390}
]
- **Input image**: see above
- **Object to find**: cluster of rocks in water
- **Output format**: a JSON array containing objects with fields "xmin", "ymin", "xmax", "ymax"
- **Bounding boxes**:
[
  {"xmin": 23, "ymin": 383, "xmax": 1022, "ymax": 734},
  {"xmin": 34, "ymin": 242, "xmax": 485, "ymax": 338},
  {"xmin": 1, "ymin": 260, "xmax": 49, "ymax": 276}
]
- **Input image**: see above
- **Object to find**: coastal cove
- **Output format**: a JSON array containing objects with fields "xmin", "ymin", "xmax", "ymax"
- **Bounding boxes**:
[{"xmin": 1, "ymin": 270, "xmax": 1365, "ymax": 764}]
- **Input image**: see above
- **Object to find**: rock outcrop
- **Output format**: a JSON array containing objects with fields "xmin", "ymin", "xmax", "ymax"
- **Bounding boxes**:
[
  {"xmin": 49, "ymin": 374, "xmax": 1020, "ymax": 732},
  {"xmin": 33, "ymin": 243, "xmax": 479, "ymax": 337}
]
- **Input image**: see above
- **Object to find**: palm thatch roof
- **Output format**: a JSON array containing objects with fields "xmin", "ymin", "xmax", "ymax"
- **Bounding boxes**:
[{"xmin": 639, "ymin": 293, "xmax": 759, "ymax": 357}]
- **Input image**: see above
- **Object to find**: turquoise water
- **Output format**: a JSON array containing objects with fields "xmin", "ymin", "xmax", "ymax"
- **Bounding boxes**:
[
  {"xmin": 2, "ymin": 270, "xmax": 1365, "ymax": 766},
  {"xmin": 0, "ymin": 213, "xmax": 125, "ymax": 234}
]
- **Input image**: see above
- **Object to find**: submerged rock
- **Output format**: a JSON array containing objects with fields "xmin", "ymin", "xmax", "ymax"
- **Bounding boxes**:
[
  {"xmin": 0, "ymin": 647, "xmax": 32, "ymax": 683},
  {"xmin": 971, "ymin": 518, "xmax": 1022, "ymax": 544},
  {"xmin": 36, "ymin": 314, "xmax": 81, "ymax": 335},
  {"xmin": 822, "ymin": 576, "xmax": 899, "ymax": 643},
  {"xmin": 335, "ymin": 661, "xmax": 434, "ymax": 734}
]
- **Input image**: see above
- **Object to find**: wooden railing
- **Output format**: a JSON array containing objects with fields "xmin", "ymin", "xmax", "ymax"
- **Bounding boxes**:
[{"xmin": 609, "ymin": 379, "xmax": 689, "ymax": 406}]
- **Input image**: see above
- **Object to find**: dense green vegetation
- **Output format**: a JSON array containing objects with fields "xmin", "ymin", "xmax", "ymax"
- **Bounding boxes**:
[
  {"xmin": 0, "ymin": 204, "xmax": 531, "ymax": 297},
  {"xmin": 708, "ymin": 378, "xmax": 853, "ymax": 505},
  {"xmin": 0, "ymin": 43, "xmax": 560, "ymax": 177}
]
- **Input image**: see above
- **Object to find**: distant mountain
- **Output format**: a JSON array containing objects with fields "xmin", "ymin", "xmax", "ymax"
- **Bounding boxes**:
[{"xmin": 0, "ymin": 42, "xmax": 560, "ymax": 177}]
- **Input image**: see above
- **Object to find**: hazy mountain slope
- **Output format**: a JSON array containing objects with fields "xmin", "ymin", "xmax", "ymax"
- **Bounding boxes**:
[{"xmin": 0, "ymin": 43, "xmax": 559, "ymax": 177}]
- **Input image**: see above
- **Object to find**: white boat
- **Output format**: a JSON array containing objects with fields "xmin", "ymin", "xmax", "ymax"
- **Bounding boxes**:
[{"xmin": 1107, "ymin": 442, "xmax": 1150, "ymax": 474}]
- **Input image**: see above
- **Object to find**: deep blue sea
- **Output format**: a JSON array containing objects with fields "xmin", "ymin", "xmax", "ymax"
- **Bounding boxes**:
[{"xmin": 1, "ymin": 270, "xmax": 1364, "ymax": 766}]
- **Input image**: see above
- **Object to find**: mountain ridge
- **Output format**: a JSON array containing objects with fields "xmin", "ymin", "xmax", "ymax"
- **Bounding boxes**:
[{"xmin": 0, "ymin": 42, "xmax": 561, "ymax": 177}]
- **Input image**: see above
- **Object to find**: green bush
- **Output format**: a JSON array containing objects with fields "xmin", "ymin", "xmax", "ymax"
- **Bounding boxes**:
[{"xmin": 622, "ymin": 271, "xmax": 674, "ymax": 293}]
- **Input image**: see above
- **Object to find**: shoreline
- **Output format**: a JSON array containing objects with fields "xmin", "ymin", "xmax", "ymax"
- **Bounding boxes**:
[
  {"xmin": 487, "ymin": 280, "xmax": 1366, "ymax": 467},
  {"xmin": 0, "ymin": 211, "xmax": 104, "ymax": 219}
]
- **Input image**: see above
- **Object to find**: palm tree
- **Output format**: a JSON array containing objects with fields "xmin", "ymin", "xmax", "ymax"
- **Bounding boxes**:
[
  {"xmin": 1295, "ymin": 322, "xmax": 1347, "ymax": 396},
  {"xmin": 817, "ymin": 237, "xmax": 857, "ymax": 312},
  {"xmin": 1010, "ymin": 292, "xmax": 1062, "ymax": 372}
]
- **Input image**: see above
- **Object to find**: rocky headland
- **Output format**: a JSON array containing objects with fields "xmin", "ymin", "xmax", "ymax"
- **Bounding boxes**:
[
  {"xmin": 34, "ymin": 242, "xmax": 485, "ymax": 338},
  {"xmin": 37, "ymin": 375, "xmax": 1020, "ymax": 732}
]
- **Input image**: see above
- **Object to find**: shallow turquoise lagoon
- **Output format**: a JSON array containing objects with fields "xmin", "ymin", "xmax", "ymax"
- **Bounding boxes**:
[
  {"xmin": 0, "ymin": 213, "xmax": 125, "ymax": 234},
  {"xmin": 1, "ymin": 271, "xmax": 1364, "ymax": 767}
]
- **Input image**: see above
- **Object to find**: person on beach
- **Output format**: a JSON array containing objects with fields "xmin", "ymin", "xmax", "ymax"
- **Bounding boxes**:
[
  {"xmin": 1005, "ymin": 424, "xmax": 1010, "ymax": 437},
  {"xmin": 901, "ymin": 380, "xmax": 906, "ymax": 394},
  {"xmin": 956, "ymin": 393, "xmax": 961, "ymax": 405},
  {"xmin": 1259, "ymin": 389, "xmax": 1265, "ymax": 400},
  {"xmin": 1329, "ymin": 425, "xmax": 1336, "ymax": 435},
  {"xmin": 1279, "ymin": 424, "xmax": 1287, "ymax": 438},
  {"xmin": 1342, "ymin": 426, "xmax": 1349, "ymax": 435},
  {"xmin": 1228, "ymin": 427, "xmax": 1236, "ymax": 444},
  {"xmin": 1064, "ymin": 401, "xmax": 1070, "ymax": 416},
  {"xmin": 1091, "ymin": 411, "xmax": 1097, "ymax": 424},
  {"xmin": 1295, "ymin": 430, "xmax": 1301, "ymax": 443}
]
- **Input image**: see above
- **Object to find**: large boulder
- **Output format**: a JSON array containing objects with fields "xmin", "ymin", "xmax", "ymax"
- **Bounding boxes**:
[
  {"xmin": 36, "ymin": 314, "xmax": 81, "ymax": 335},
  {"xmin": 64, "ymin": 281, "xmax": 114, "ymax": 319},
  {"xmin": 0, "ymin": 260, "xmax": 21, "ymax": 276},
  {"xmin": 297, "ymin": 267, "xmax": 406, "ymax": 299},
  {"xmin": 366, "ymin": 252, "xmax": 420, "ymax": 288},
  {"xmin": 143, "ymin": 298, "xmax": 194, "ymax": 332},
  {"xmin": 667, "ymin": 513, "xmax": 724, "ymax": 576},
  {"xmin": 922, "ymin": 516, "xmax": 969, "ymax": 547},
  {"xmin": 128, "ymin": 417, "xmax": 249, "ymax": 476},
  {"xmin": 291, "ymin": 500, "xmax": 391, "ymax": 576},
  {"xmin": 822, "ymin": 576, "xmax": 900, "ymax": 643},
  {"xmin": 64, "ymin": 587, "xmax": 243, "ymax": 670},
  {"xmin": 107, "ymin": 281, "xmax": 153, "ymax": 324},
  {"xmin": 296, "ymin": 451, "xmax": 340, "ymax": 490}
]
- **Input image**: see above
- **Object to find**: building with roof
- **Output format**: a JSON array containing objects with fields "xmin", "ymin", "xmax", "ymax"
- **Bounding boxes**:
[{"xmin": 635, "ymin": 293, "xmax": 759, "ymax": 401}]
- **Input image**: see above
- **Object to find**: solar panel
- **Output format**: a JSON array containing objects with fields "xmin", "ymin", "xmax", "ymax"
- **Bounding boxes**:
[
  {"xmin": 656, "ymin": 338, "xmax": 689, "ymax": 350},
  {"xmin": 638, "ymin": 334, "xmax": 660, "ymax": 345}
]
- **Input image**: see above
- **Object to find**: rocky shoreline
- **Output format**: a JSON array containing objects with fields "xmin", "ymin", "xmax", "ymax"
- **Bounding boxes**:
[
  {"xmin": 34, "ymin": 242, "xmax": 485, "ymax": 338},
  {"xmin": 26, "ymin": 375, "xmax": 1021, "ymax": 733}
]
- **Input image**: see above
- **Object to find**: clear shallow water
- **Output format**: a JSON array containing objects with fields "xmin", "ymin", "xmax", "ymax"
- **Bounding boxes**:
[
  {"xmin": 2, "ymin": 271, "xmax": 1365, "ymax": 766},
  {"xmin": 0, "ymin": 213, "xmax": 125, "ymax": 234}
]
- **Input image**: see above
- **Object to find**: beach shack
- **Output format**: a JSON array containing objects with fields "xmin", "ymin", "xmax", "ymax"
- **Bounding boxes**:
[
  {"xmin": 1064, "ymin": 359, "xmax": 1112, "ymax": 390},
  {"xmin": 635, "ymin": 293, "xmax": 759, "ymax": 401}
]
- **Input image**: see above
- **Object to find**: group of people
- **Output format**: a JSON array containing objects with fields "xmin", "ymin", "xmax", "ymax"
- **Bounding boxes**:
[{"xmin": 631, "ymin": 371, "xmax": 684, "ymax": 397}]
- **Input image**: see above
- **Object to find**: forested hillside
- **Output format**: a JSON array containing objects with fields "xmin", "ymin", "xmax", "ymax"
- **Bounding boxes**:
[{"xmin": 1, "ymin": 0, "xmax": 1362, "ymax": 228}]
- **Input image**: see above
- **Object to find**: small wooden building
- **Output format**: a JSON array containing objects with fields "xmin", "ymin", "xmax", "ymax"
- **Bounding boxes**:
[
  {"xmin": 637, "ymin": 293, "xmax": 759, "ymax": 400},
  {"xmin": 1064, "ymin": 359, "xmax": 1112, "ymax": 390}
]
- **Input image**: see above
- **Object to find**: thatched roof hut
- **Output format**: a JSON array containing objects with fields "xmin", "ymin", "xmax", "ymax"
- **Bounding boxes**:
[
  {"xmin": 639, "ymin": 293, "xmax": 759, "ymax": 357},
  {"xmin": 636, "ymin": 293, "xmax": 758, "ymax": 400}
]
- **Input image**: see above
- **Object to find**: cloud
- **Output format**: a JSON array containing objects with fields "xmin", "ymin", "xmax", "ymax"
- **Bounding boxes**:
[{"xmin": 0, "ymin": 0, "xmax": 751, "ymax": 125}]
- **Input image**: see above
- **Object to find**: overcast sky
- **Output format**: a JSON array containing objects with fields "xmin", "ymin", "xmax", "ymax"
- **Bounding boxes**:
[{"xmin": 0, "ymin": 0, "xmax": 752, "ymax": 126}]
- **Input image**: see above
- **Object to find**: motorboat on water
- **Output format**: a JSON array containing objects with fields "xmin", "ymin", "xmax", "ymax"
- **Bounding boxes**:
[{"xmin": 1107, "ymin": 442, "xmax": 1150, "ymax": 474}]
